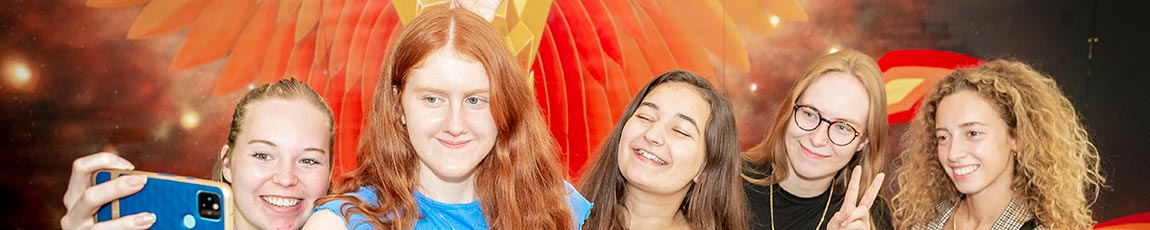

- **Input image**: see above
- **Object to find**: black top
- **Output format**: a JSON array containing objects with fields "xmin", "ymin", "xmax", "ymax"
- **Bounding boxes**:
[{"xmin": 744, "ymin": 165, "xmax": 893, "ymax": 230}]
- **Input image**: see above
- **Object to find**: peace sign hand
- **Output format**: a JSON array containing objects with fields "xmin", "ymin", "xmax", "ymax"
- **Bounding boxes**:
[{"xmin": 827, "ymin": 165, "xmax": 885, "ymax": 230}]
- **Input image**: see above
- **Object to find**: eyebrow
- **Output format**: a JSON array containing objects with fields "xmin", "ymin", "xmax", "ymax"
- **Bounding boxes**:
[
  {"xmin": 640, "ymin": 102, "xmax": 701, "ymax": 133},
  {"xmin": 796, "ymin": 103, "xmax": 863, "ymax": 126},
  {"xmin": 934, "ymin": 121, "xmax": 989, "ymax": 131},
  {"xmin": 410, "ymin": 86, "xmax": 489, "ymax": 96},
  {"xmin": 248, "ymin": 139, "xmax": 328, "ymax": 155}
]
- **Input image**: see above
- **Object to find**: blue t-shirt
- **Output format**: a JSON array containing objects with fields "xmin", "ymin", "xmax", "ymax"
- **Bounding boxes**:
[{"xmin": 313, "ymin": 181, "xmax": 592, "ymax": 230}]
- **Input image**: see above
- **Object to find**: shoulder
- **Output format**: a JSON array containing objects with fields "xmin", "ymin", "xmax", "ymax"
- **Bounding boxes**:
[
  {"xmin": 302, "ymin": 209, "xmax": 349, "ymax": 230},
  {"xmin": 564, "ymin": 181, "xmax": 593, "ymax": 228},
  {"xmin": 315, "ymin": 186, "xmax": 380, "ymax": 214}
]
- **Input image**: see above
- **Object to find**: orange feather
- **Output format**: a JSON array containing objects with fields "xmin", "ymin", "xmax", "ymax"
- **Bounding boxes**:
[
  {"xmin": 170, "ymin": 0, "xmax": 257, "ymax": 70},
  {"xmin": 126, "ymin": 0, "xmax": 211, "ymax": 39}
]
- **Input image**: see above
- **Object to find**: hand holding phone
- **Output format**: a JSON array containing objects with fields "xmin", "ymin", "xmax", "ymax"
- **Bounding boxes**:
[
  {"xmin": 93, "ymin": 169, "xmax": 235, "ymax": 230},
  {"xmin": 61, "ymin": 152, "xmax": 151, "ymax": 230}
]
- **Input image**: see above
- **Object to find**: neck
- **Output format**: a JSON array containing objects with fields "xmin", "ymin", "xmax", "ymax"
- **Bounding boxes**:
[
  {"xmin": 956, "ymin": 176, "xmax": 1016, "ymax": 228},
  {"xmin": 778, "ymin": 165, "xmax": 834, "ymax": 198},
  {"xmin": 416, "ymin": 163, "xmax": 478, "ymax": 204},
  {"xmin": 624, "ymin": 184, "xmax": 690, "ymax": 230},
  {"xmin": 234, "ymin": 213, "xmax": 256, "ymax": 230}
]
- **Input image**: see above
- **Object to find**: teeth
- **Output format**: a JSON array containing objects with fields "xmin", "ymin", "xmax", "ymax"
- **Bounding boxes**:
[
  {"xmin": 637, "ymin": 149, "xmax": 668, "ymax": 165},
  {"xmin": 262, "ymin": 196, "xmax": 301, "ymax": 208},
  {"xmin": 953, "ymin": 165, "xmax": 978, "ymax": 176}
]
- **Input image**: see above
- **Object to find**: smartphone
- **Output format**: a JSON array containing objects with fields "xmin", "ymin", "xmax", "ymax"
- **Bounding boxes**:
[{"xmin": 93, "ymin": 170, "xmax": 235, "ymax": 230}]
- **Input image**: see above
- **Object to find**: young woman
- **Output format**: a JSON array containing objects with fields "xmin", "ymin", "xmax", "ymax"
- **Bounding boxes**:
[
  {"xmin": 303, "ymin": 7, "xmax": 590, "ymax": 229},
  {"xmin": 579, "ymin": 70, "xmax": 746, "ymax": 230},
  {"xmin": 60, "ymin": 78, "xmax": 335, "ymax": 230},
  {"xmin": 892, "ymin": 60, "xmax": 1105, "ymax": 230},
  {"xmin": 742, "ymin": 50, "xmax": 892, "ymax": 230}
]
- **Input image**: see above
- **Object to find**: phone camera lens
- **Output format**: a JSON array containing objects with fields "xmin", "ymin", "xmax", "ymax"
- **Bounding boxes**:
[{"xmin": 197, "ymin": 192, "xmax": 222, "ymax": 220}]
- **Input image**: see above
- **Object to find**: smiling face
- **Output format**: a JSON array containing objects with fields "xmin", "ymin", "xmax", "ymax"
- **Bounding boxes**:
[
  {"xmin": 402, "ymin": 47, "xmax": 498, "ymax": 188},
  {"xmin": 616, "ymin": 83, "xmax": 711, "ymax": 196},
  {"xmin": 934, "ymin": 90, "xmax": 1016, "ymax": 197},
  {"xmin": 784, "ymin": 72, "xmax": 870, "ymax": 182},
  {"xmin": 222, "ymin": 99, "xmax": 332, "ymax": 230}
]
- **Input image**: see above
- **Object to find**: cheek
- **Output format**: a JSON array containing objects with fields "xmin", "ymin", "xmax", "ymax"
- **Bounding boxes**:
[
  {"xmin": 672, "ymin": 140, "xmax": 707, "ymax": 174},
  {"xmin": 784, "ymin": 124, "xmax": 806, "ymax": 139},
  {"xmin": 467, "ymin": 111, "xmax": 498, "ymax": 136},
  {"xmin": 301, "ymin": 174, "xmax": 331, "ymax": 196},
  {"xmin": 228, "ymin": 163, "xmax": 268, "ymax": 191},
  {"xmin": 833, "ymin": 143, "xmax": 860, "ymax": 158}
]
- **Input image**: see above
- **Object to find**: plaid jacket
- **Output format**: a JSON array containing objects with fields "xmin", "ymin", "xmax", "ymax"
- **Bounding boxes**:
[{"xmin": 914, "ymin": 197, "xmax": 1042, "ymax": 230}]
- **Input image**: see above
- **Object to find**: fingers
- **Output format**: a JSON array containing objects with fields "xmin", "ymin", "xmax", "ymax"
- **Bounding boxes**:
[
  {"xmin": 826, "ymin": 211, "xmax": 848, "ymax": 230},
  {"xmin": 836, "ymin": 207, "xmax": 872, "ymax": 230},
  {"xmin": 841, "ymin": 219, "xmax": 868, "ymax": 230},
  {"xmin": 61, "ymin": 175, "xmax": 146, "ymax": 229},
  {"xmin": 89, "ymin": 212, "xmax": 155, "ymax": 230},
  {"xmin": 842, "ymin": 165, "xmax": 864, "ymax": 209},
  {"xmin": 64, "ymin": 152, "xmax": 134, "ymax": 209},
  {"xmin": 858, "ymin": 173, "xmax": 886, "ymax": 209}
]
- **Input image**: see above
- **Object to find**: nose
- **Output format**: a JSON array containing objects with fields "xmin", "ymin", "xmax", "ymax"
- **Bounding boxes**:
[
  {"xmin": 945, "ymin": 139, "xmax": 968, "ymax": 162},
  {"xmin": 808, "ymin": 121, "xmax": 830, "ymax": 147},
  {"xmin": 443, "ymin": 102, "xmax": 469, "ymax": 136},
  {"xmin": 643, "ymin": 124, "xmax": 666, "ymax": 147},
  {"xmin": 272, "ymin": 158, "xmax": 299, "ymax": 187}
]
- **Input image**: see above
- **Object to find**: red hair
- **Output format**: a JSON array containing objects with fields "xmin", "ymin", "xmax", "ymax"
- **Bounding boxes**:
[{"xmin": 316, "ymin": 7, "xmax": 574, "ymax": 229}]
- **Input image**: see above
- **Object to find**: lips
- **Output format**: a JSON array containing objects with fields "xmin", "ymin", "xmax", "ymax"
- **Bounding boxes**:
[
  {"xmin": 437, "ymin": 138, "xmax": 471, "ymax": 148},
  {"xmin": 261, "ymin": 195, "xmax": 302, "ymax": 209},
  {"xmin": 634, "ymin": 148, "xmax": 668, "ymax": 166},
  {"xmin": 800, "ymin": 144, "xmax": 830, "ymax": 160},
  {"xmin": 951, "ymin": 165, "xmax": 979, "ymax": 179}
]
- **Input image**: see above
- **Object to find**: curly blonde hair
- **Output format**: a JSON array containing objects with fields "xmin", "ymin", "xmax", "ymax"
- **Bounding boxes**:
[{"xmin": 891, "ymin": 59, "xmax": 1104, "ymax": 229}]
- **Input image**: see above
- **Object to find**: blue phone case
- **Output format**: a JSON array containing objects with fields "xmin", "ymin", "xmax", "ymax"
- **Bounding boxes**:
[{"xmin": 94, "ymin": 170, "xmax": 233, "ymax": 230}]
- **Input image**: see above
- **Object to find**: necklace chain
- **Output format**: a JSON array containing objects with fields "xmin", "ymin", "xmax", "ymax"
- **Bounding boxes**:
[{"xmin": 770, "ymin": 184, "xmax": 833, "ymax": 230}]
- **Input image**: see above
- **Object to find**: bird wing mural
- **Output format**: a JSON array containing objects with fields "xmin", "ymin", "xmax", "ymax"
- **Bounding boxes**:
[{"xmin": 87, "ymin": 0, "xmax": 809, "ymax": 178}]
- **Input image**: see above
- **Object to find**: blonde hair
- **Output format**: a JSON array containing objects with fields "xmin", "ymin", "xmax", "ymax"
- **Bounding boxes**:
[
  {"xmin": 742, "ymin": 49, "xmax": 888, "ymax": 199},
  {"xmin": 892, "ymin": 59, "xmax": 1105, "ymax": 229}
]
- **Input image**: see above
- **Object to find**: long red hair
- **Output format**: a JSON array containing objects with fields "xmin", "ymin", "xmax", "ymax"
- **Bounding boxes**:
[{"xmin": 316, "ymin": 7, "xmax": 574, "ymax": 229}]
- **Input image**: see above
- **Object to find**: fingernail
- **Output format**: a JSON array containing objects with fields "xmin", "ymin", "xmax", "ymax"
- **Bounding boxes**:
[
  {"xmin": 125, "ymin": 175, "xmax": 146, "ymax": 187},
  {"xmin": 134, "ymin": 213, "xmax": 156, "ymax": 226}
]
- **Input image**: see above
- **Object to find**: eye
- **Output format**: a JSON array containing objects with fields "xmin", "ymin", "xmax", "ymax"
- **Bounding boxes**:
[
  {"xmin": 935, "ymin": 132, "xmax": 951, "ymax": 143},
  {"xmin": 967, "ymin": 131, "xmax": 982, "ymax": 137},
  {"xmin": 673, "ymin": 128, "xmax": 692, "ymax": 137},
  {"xmin": 464, "ymin": 96, "xmax": 488, "ymax": 105},
  {"xmin": 299, "ymin": 158, "xmax": 323, "ymax": 166},
  {"xmin": 834, "ymin": 123, "xmax": 849, "ymax": 131},
  {"xmin": 803, "ymin": 110, "xmax": 817, "ymax": 118},
  {"xmin": 635, "ymin": 114, "xmax": 653, "ymax": 122},
  {"xmin": 423, "ymin": 96, "xmax": 442, "ymax": 104},
  {"xmin": 251, "ymin": 152, "xmax": 272, "ymax": 161}
]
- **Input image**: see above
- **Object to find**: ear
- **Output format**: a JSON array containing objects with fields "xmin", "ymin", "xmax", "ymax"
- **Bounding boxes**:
[
  {"xmin": 392, "ymin": 86, "xmax": 406, "ymax": 125},
  {"xmin": 1008, "ymin": 132, "xmax": 1019, "ymax": 154},
  {"xmin": 219, "ymin": 145, "xmax": 233, "ymax": 183},
  {"xmin": 855, "ymin": 138, "xmax": 870, "ymax": 153}
]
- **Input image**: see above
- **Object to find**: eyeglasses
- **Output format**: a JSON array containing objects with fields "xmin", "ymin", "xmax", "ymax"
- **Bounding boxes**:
[{"xmin": 792, "ymin": 105, "xmax": 861, "ymax": 146}]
